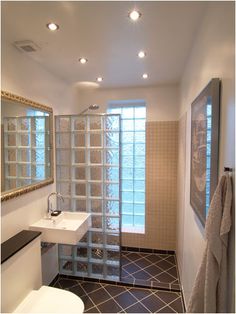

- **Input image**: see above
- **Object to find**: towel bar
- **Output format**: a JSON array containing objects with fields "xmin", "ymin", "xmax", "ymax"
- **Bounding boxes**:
[{"xmin": 224, "ymin": 167, "xmax": 233, "ymax": 172}]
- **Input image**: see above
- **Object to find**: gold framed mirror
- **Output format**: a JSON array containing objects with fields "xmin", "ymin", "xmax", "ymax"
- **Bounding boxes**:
[{"xmin": 1, "ymin": 91, "xmax": 54, "ymax": 201}]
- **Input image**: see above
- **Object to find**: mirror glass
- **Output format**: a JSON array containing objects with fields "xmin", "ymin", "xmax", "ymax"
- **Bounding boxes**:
[{"xmin": 1, "ymin": 91, "xmax": 53, "ymax": 201}]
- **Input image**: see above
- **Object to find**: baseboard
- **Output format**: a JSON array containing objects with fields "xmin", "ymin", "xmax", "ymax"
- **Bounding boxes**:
[{"xmin": 122, "ymin": 246, "xmax": 175, "ymax": 255}]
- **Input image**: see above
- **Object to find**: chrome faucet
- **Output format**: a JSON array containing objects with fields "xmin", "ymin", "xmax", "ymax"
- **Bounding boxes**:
[{"xmin": 47, "ymin": 192, "xmax": 64, "ymax": 217}]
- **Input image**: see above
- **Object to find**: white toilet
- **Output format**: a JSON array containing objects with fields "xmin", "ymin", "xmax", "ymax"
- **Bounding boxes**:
[
  {"xmin": 14, "ymin": 286, "xmax": 84, "ymax": 313},
  {"xmin": 1, "ymin": 233, "xmax": 84, "ymax": 313}
]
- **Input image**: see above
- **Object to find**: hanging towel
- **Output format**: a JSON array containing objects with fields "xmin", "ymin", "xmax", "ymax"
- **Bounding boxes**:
[{"xmin": 187, "ymin": 173, "xmax": 233, "ymax": 313}]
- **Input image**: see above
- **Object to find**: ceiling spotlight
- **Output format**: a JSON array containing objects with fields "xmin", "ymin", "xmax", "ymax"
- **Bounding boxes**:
[
  {"xmin": 128, "ymin": 10, "xmax": 141, "ymax": 21},
  {"xmin": 96, "ymin": 77, "xmax": 103, "ymax": 82},
  {"xmin": 79, "ymin": 58, "xmax": 88, "ymax": 64},
  {"xmin": 46, "ymin": 23, "xmax": 59, "ymax": 31},
  {"xmin": 138, "ymin": 51, "xmax": 146, "ymax": 58},
  {"xmin": 142, "ymin": 73, "xmax": 148, "ymax": 79}
]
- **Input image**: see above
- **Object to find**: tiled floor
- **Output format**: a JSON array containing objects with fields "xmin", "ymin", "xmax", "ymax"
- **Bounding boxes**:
[
  {"xmin": 52, "ymin": 277, "xmax": 185, "ymax": 313},
  {"xmin": 121, "ymin": 251, "xmax": 180, "ymax": 291}
]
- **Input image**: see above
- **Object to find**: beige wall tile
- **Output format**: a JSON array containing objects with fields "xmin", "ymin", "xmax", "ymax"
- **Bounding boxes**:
[{"xmin": 122, "ymin": 121, "xmax": 178, "ymax": 250}]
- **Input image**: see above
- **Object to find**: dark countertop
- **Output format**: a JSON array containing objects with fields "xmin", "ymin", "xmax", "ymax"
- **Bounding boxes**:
[{"xmin": 1, "ymin": 230, "xmax": 41, "ymax": 264}]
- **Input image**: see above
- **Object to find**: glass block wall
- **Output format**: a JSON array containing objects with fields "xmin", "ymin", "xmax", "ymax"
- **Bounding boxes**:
[
  {"xmin": 108, "ymin": 104, "xmax": 146, "ymax": 230},
  {"xmin": 3, "ymin": 116, "xmax": 50, "ymax": 190},
  {"xmin": 55, "ymin": 114, "xmax": 121, "ymax": 281}
]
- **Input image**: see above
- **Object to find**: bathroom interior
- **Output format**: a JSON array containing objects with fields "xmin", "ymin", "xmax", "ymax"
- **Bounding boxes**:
[{"xmin": 1, "ymin": 1, "xmax": 235, "ymax": 313}]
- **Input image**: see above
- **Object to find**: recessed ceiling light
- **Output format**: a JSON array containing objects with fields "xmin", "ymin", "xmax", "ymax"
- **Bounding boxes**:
[
  {"xmin": 142, "ymin": 73, "xmax": 148, "ymax": 79},
  {"xmin": 96, "ymin": 77, "xmax": 103, "ymax": 82},
  {"xmin": 46, "ymin": 23, "xmax": 59, "ymax": 31},
  {"xmin": 128, "ymin": 10, "xmax": 141, "ymax": 21},
  {"xmin": 79, "ymin": 58, "xmax": 88, "ymax": 64},
  {"xmin": 138, "ymin": 51, "xmax": 146, "ymax": 58}
]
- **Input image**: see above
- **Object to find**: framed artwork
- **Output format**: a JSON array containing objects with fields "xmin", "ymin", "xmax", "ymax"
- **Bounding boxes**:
[{"xmin": 190, "ymin": 78, "xmax": 220, "ymax": 226}]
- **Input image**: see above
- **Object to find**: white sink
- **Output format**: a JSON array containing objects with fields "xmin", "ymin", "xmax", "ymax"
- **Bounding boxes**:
[{"xmin": 29, "ymin": 212, "xmax": 91, "ymax": 245}]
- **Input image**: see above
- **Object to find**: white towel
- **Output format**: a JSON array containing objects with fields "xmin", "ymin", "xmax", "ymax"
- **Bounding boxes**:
[{"xmin": 187, "ymin": 173, "xmax": 233, "ymax": 313}]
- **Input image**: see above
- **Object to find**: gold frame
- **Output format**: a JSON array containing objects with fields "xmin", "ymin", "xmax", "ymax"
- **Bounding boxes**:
[{"xmin": 1, "ymin": 90, "xmax": 54, "ymax": 202}]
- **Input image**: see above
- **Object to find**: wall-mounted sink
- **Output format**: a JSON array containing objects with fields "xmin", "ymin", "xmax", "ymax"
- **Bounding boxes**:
[{"xmin": 29, "ymin": 212, "xmax": 90, "ymax": 245}]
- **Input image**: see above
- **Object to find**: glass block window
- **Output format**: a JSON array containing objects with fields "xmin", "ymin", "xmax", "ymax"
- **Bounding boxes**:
[{"xmin": 108, "ymin": 101, "xmax": 146, "ymax": 232}]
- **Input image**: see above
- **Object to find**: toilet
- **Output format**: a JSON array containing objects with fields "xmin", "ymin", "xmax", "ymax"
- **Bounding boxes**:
[
  {"xmin": 1, "ymin": 231, "xmax": 84, "ymax": 313},
  {"xmin": 14, "ymin": 286, "xmax": 84, "ymax": 313}
]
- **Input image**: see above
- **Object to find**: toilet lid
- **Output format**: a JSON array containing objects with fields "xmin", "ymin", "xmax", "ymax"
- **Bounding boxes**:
[{"xmin": 14, "ymin": 286, "xmax": 84, "ymax": 313}]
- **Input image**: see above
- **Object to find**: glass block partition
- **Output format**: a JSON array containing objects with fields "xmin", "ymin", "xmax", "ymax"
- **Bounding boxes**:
[
  {"xmin": 55, "ymin": 114, "xmax": 121, "ymax": 281},
  {"xmin": 3, "ymin": 116, "xmax": 50, "ymax": 190}
]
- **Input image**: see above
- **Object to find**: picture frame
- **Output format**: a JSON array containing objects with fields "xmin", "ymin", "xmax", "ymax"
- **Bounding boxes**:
[{"xmin": 190, "ymin": 78, "xmax": 220, "ymax": 226}]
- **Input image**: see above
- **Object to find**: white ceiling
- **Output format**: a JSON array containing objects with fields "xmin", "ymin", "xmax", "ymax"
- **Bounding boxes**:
[{"xmin": 2, "ymin": 1, "xmax": 207, "ymax": 88}]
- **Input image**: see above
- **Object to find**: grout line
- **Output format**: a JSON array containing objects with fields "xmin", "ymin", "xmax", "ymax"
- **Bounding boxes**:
[
  {"xmin": 166, "ymin": 296, "xmax": 183, "ymax": 313},
  {"xmin": 81, "ymin": 283, "xmax": 105, "ymax": 296},
  {"xmin": 122, "ymin": 256, "xmax": 179, "ymax": 284},
  {"xmin": 58, "ymin": 276, "xmax": 184, "ymax": 312},
  {"xmin": 88, "ymin": 285, "xmax": 127, "ymax": 311},
  {"xmin": 83, "ymin": 294, "xmax": 97, "ymax": 311},
  {"xmin": 122, "ymin": 298, "xmax": 151, "ymax": 313}
]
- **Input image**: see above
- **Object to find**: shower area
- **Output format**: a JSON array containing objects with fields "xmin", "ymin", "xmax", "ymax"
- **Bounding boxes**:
[
  {"xmin": 55, "ymin": 113, "xmax": 121, "ymax": 281},
  {"xmin": 55, "ymin": 112, "xmax": 181, "ymax": 290}
]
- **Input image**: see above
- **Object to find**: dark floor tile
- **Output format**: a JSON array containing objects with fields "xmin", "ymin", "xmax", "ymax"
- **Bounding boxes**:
[
  {"xmin": 132, "ymin": 270, "xmax": 152, "ymax": 281},
  {"xmin": 121, "ymin": 257, "xmax": 131, "ymax": 266},
  {"xmin": 171, "ymin": 279, "xmax": 180, "ymax": 285},
  {"xmin": 167, "ymin": 266, "xmax": 178, "ymax": 278},
  {"xmin": 123, "ymin": 263, "xmax": 141, "ymax": 274},
  {"xmin": 121, "ymin": 269, "xmax": 130, "ymax": 277},
  {"xmin": 53, "ymin": 281, "xmax": 62, "ymax": 289},
  {"xmin": 69, "ymin": 284, "xmax": 87, "ymax": 297},
  {"xmin": 164, "ymin": 255, "xmax": 176, "ymax": 265},
  {"xmin": 169, "ymin": 297, "xmax": 184, "ymax": 312},
  {"xmin": 104, "ymin": 285, "xmax": 127, "ymax": 297},
  {"xmin": 155, "ymin": 290, "xmax": 180, "ymax": 304},
  {"xmin": 114, "ymin": 291, "xmax": 137, "ymax": 309},
  {"xmin": 156, "ymin": 259, "xmax": 174, "ymax": 271},
  {"xmin": 97, "ymin": 298, "xmax": 123, "ymax": 313},
  {"xmin": 81, "ymin": 294, "xmax": 95, "ymax": 311},
  {"xmin": 145, "ymin": 254, "xmax": 163, "ymax": 264},
  {"xmin": 157, "ymin": 305, "xmax": 176, "ymax": 313},
  {"xmin": 80, "ymin": 282, "xmax": 102, "ymax": 294},
  {"xmin": 121, "ymin": 276, "xmax": 135, "ymax": 285},
  {"xmin": 134, "ymin": 258, "xmax": 152, "ymax": 269},
  {"xmin": 144, "ymin": 264, "xmax": 163, "ymax": 276},
  {"xmin": 58, "ymin": 278, "xmax": 78, "ymax": 289},
  {"xmin": 85, "ymin": 306, "xmax": 100, "ymax": 313},
  {"xmin": 141, "ymin": 294, "xmax": 166, "ymax": 312},
  {"xmin": 125, "ymin": 302, "xmax": 150, "ymax": 313},
  {"xmin": 125, "ymin": 252, "xmax": 143, "ymax": 261},
  {"xmin": 122, "ymin": 251, "xmax": 130, "ymax": 256},
  {"xmin": 88, "ymin": 287, "xmax": 111, "ymax": 305},
  {"xmin": 155, "ymin": 272, "xmax": 176, "ymax": 283},
  {"xmin": 129, "ymin": 287, "xmax": 153, "ymax": 301}
]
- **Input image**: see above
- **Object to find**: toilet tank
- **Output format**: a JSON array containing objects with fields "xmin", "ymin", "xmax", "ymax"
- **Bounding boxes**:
[{"xmin": 1, "ymin": 232, "xmax": 42, "ymax": 313}]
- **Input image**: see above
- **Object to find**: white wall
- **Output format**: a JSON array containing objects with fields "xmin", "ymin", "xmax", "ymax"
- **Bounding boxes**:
[
  {"xmin": 1, "ymin": 43, "xmax": 180, "ymax": 243},
  {"xmin": 177, "ymin": 2, "xmax": 235, "ymax": 310},
  {"xmin": 1, "ymin": 41, "xmax": 76, "ymax": 242},
  {"xmin": 74, "ymin": 84, "xmax": 179, "ymax": 121}
]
